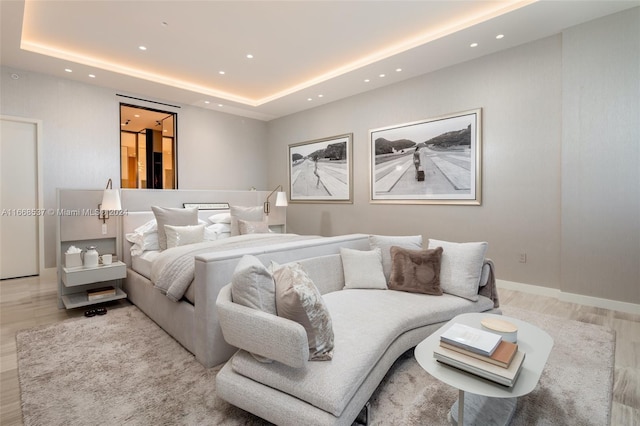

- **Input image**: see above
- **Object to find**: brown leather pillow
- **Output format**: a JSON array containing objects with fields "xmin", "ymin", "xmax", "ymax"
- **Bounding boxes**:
[{"xmin": 389, "ymin": 246, "xmax": 443, "ymax": 295}]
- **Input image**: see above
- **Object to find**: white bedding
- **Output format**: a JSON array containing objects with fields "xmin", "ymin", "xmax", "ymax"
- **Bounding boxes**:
[
  {"xmin": 150, "ymin": 233, "xmax": 318, "ymax": 302},
  {"xmin": 131, "ymin": 250, "xmax": 161, "ymax": 280}
]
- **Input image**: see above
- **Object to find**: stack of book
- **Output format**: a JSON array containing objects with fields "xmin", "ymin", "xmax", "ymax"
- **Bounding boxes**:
[
  {"xmin": 434, "ymin": 322, "xmax": 525, "ymax": 387},
  {"xmin": 87, "ymin": 286, "xmax": 116, "ymax": 301}
]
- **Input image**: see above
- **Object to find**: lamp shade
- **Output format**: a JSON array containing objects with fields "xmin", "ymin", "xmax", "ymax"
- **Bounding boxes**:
[
  {"xmin": 101, "ymin": 189, "xmax": 122, "ymax": 211},
  {"xmin": 275, "ymin": 191, "xmax": 288, "ymax": 207}
]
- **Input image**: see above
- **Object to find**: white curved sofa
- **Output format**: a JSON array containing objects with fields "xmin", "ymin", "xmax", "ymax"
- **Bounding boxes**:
[{"xmin": 216, "ymin": 248, "xmax": 499, "ymax": 425}]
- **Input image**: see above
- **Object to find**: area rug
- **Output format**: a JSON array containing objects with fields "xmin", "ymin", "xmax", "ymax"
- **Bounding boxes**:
[{"xmin": 16, "ymin": 305, "xmax": 615, "ymax": 425}]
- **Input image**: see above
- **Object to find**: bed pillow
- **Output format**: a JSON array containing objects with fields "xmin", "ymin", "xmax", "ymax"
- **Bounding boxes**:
[
  {"xmin": 238, "ymin": 219, "xmax": 270, "ymax": 235},
  {"xmin": 389, "ymin": 246, "xmax": 443, "ymax": 295},
  {"xmin": 230, "ymin": 205, "xmax": 264, "ymax": 236},
  {"xmin": 164, "ymin": 224, "xmax": 205, "ymax": 249},
  {"xmin": 274, "ymin": 262, "xmax": 334, "ymax": 361},
  {"xmin": 204, "ymin": 223, "xmax": 231, "ymax": 241},
  {"xmin": 340, "ymin": 247, "xmax": 387, "ymax": 289},
  {"xmin": 369, "ymin": 235, "xmax": 423, "ymax": 282},
  {"xmin": 208, "ymin": 212, "xmax": 231, "ymax": 224},
  {"xmin": 151, "ymin": 206, "xmax": 198, "ymax": 250},
  {"xmin": 427, "ymin": 239, "xmax": 488, "ymax": 301},
  {"xmin": 125, "ymin": 219, "xmax": 160, "ymax": 255}
]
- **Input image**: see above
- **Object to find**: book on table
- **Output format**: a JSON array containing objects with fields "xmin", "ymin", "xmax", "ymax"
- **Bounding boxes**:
[
  {"xmin": 433, "ymin": 344, "xmax": 526, "ymax": 387},
  {"xmin": 440, "ymin": 339, "xmax": 518, "ymax": 368},
  {"xmin": 439, "ymin": 323, "xmax": 503, "ymax": 356},
  {"xmin": 87, "ymin": 286, "xmax": 116, "ymax": 301}
]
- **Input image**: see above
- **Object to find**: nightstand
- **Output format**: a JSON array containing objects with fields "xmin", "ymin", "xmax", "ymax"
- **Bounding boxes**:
[{"xmin": 60, "ymin": 261, "xmax": 127, "ymax": 309}]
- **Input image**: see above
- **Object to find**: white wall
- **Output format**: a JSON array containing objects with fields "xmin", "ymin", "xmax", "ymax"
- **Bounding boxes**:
[
  {"xmin": 0, "ymin": 68, "xmax": 268, "ymax": 267},
  {"xmin": 561, "ymin": 8, "xmax": 640, "ymax": 303},
  {"xmin": 267, "ymin": 9, "xmax": 640, "ymax": 305}
]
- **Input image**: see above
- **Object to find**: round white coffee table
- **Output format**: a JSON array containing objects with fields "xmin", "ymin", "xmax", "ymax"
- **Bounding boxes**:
[{"xmin": 415, "ymin": 312, "xmax": 553, "ymax": 425}]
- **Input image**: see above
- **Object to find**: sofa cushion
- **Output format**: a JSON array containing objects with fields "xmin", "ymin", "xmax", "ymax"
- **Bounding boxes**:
[
  {"xmin": 427, "ymin": 239, "xmax": 488, "ymax": 301},
  {"xmin": 274, "ymin": 263, "xmax": 334, "ymax": 361},
  {"xmin": 388, "ymin": 246, "xmax": 443, "ymax": 295},
  {"xmin": 369, "ymin": 235, "xmax": 422, "ymax": 282},
  {"xmin": 340, "ymin": 247, "xmax": 387, "ymax": 290},
  {"xmin": 231, "ymin": 289, "xmax": 495, "ymax": 417}
]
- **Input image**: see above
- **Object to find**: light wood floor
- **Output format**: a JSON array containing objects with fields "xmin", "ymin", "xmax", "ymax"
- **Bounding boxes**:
[{"xmin": 1, "ymin": 271, "xmax": 638, "ymax": 425}]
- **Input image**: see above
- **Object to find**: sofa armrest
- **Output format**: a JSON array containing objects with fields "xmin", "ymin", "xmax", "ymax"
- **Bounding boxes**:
[{"xmin": 216, "ymin": 285, "xmax": 310, "ymax": 368}]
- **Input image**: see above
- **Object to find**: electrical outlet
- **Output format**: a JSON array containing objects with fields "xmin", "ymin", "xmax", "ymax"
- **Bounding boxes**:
[{"xmin": 519, "ymin": 253, "xmax": 527, "ymax": 263}]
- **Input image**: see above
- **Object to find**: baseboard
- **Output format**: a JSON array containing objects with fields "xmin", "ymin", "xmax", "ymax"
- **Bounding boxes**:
[{"xmin": 496, "ymin": 279, "xmax": 640, "ymax": 315}]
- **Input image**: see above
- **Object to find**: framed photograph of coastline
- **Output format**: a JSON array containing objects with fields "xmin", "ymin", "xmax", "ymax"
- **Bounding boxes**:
[
  {"xmin": 288, "ymin": 133, "xmax": 353, "ymax": 203},
  {"xmin": 369, "ymin": 109, "xmax": 482, "ymax": 205}
]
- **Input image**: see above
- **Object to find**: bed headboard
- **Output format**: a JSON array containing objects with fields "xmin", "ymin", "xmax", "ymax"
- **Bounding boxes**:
[{"xmin": 120, "ymin": 189, "xmax": 287, "ymax": 266}]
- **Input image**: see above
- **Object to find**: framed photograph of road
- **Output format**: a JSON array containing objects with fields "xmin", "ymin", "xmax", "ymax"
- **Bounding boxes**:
[
  {"xmin": 288, "ymin": 134, "xmax": 353, "ymax": 203},
  {"xmin": 370, "ymin": 109, "xmax": 482, "ymax": 205}
]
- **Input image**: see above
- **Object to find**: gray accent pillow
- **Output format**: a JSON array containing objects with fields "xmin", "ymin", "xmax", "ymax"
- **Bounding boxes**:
[
  {"xmin": 231, "ymin": 255, "xmax": 277, "ymax": 316},
  {"xmin": 369, "ymin": 235, "xmax": 423, "ymax": 282},
  {"xmin": 340, "ymin": 247, "xmax": 387, "ymax": 289},
  {"xmin": 164, "ymin": 224, "xmax": 205, "ymax": 249},
  {"xmin": 151, "ymin": 206, "xmax": 198, "ymax": 250},
  {"xmin": 427, "ymin": 239, "xmax": 488, "ymax": 301},
  {"xmin": 389, "ymin": 246, "xmax": 443, "ymax": 295},
  {"xmin": 238, "ymin": 219, "xmax": 270, "ymax": 235},
  {"xmin": 274, "ymin": 262, "xmax": 334, "ymax": 361},
  {"xmin": 230, "ymin": 205, "xmax": 264, "ymax": 236}
]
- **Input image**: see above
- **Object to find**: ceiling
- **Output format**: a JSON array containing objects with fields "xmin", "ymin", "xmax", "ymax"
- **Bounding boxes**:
[{"xmin": 1, "ymin": 1, "xmax": 638, "ymax": 121}]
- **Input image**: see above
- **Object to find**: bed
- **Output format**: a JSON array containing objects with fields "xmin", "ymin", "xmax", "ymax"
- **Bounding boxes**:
[{"xmin": 120, "ymin": 189, "xmax": 370, "ymax": 367}]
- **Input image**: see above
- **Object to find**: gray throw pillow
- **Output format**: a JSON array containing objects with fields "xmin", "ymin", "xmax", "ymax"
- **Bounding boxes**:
[
  {"xmin": 230, "ymin": 205, "xmax": 264, "ymax": 236},
  {"xmin": 340, "ymin": 247, "xmax": 387, "ymax": 289},
  {"xmin": 231, "ymin": 255, "xmax": 277, "ymax": 316},
  {"xmin": 369, "ymin": 235, "xmax": 423, "ymax": 282},
  {"xmin": 274, "ymin": 262, "xmax": 334, "ymax": 361},
  {"xmin": 389, "ymin": 246, "xmax": 443, "ymax": 295},
  {"xmin": 427, "ymin": 239, "xmax": 488, "ymax": 301},
  {"xmin": 151, "ymin": 206, "xmax": 198, "ymax": 250}
]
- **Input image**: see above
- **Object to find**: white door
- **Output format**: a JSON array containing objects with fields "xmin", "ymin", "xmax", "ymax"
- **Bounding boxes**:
[{"xmin": 0, "ymin": 117, "xmax": 40, "ymax": 279}]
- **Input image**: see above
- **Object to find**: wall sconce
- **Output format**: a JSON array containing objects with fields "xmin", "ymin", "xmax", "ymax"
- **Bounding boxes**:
[
  {"xmin": 99, "ymin": 178, "xmax": 122, "ymax": 223},
  {"xmin": 264, "ymin": 185, "xmax": 288, "ymax": 215}
]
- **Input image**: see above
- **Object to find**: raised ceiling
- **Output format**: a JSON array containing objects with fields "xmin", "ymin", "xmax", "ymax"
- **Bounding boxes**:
[{"xmin": 1, "ymin": 1, "xmax": 638, "ymax": 121}]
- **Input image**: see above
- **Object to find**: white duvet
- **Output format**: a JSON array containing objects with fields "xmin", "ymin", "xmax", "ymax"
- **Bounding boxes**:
[{"xmin": 151, "ymin": 233, "xmax": 316, "ymax": 302}]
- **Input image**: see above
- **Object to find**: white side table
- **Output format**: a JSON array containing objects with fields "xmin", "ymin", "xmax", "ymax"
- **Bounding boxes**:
[{"xmin": 415, "ymin": 313, "xmax": 553, "ymax": 425}]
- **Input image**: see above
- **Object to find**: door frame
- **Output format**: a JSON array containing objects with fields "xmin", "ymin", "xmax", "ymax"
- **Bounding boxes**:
[{"xmin": 1, "ymin": 115, "xmax": 45, "ymax": 275}]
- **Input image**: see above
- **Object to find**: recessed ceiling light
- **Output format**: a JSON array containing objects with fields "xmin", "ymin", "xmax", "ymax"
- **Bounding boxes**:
[
  {"xmin": 134, "ymin": 114, "xmax": 140, "ymax": 118},
  {"xmin": 138, "ymin": 45, "xmax": 147, "ymax": 51},
  {"xmin": 204, "ymin": 100, "xmax": 210, "ymax": 104},
  {"xmin": 379, "ymin": 74, "xmax": 386, "ymax": 78},
  {"xmin": 307, "ymin": 98, "xmax": 313, "ymax": 101},
  {"xmin": 64, "ymin": 68, "xmax": 72, "ymax": 73},
  {"xmin": 396, "ymin": 68, "xmax": 402, "ymax": 72},
  {"xmin": 496, "ymin": 34, "xmax": 504, "ymax": 39},
  {"xmin": 246, "ymin": 54, "xmax": 254, "ymax": 59},
  {"xmin": 218, "ymin": 71, "xmax": 225, "ymax": 75},
  {"xmin": 218, "ymin": 104, "xmax": 223, "ymax": 107},
  {"xmin": 470, "ymin": 42, "xmax": 478, "ymax": 48},
  {"xmin": 364, "ymin": 79, "xmax": 370, "ymax": 83},
  {"xmin": 10, "ymin": 73, "xmax": 20, "ymax": 80},
  {"xmin": 88, "ymin": 74, "xmax": 96, "ymax": 78},
  {"xmin": 318, "ymin": 94, "xmax": 323, "ymax": 98},
  {"xmin": 161, "ymin": 21, "xmax": 168, "ymax": 27}
]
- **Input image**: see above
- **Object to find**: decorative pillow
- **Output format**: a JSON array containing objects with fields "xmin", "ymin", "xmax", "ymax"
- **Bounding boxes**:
[
  {"xmin": 238, "ymin": 219, "xmax": 270, "ymax": 235},
  {"xmin": 369, "ymin": 235, "xmax": 423, "ymax": 282},
  {"xmin": 427, "ymin": 239, "xmax": 488, "ymax": 301},
  {"xmin": 274, "ymin": 262, "xmax": 334, "ymax": 361},
  {"xmin": 230, "ymin": 205, "xmax": 264, "ymax": 236},
  {"xmin": 231, "ymin": 255, "xmax": 277, "ymax": 316},
  {"xmin": 340, "ymin": 247, "xmax": 387, "ymax": 290},
  {"xmin": 389, "ymin": 246, "xmax": 443, "ymax": 295},
  {"xmin": 151, "ymin": 206, "xmax": 198, "ymax": 250},
  {"xmin": 164, "ymin": 224, "xmax": 205, "ymax": 249},
  {"xmin": 208, "ymin": 213, "xmax": 231, "ymax": 224}
]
